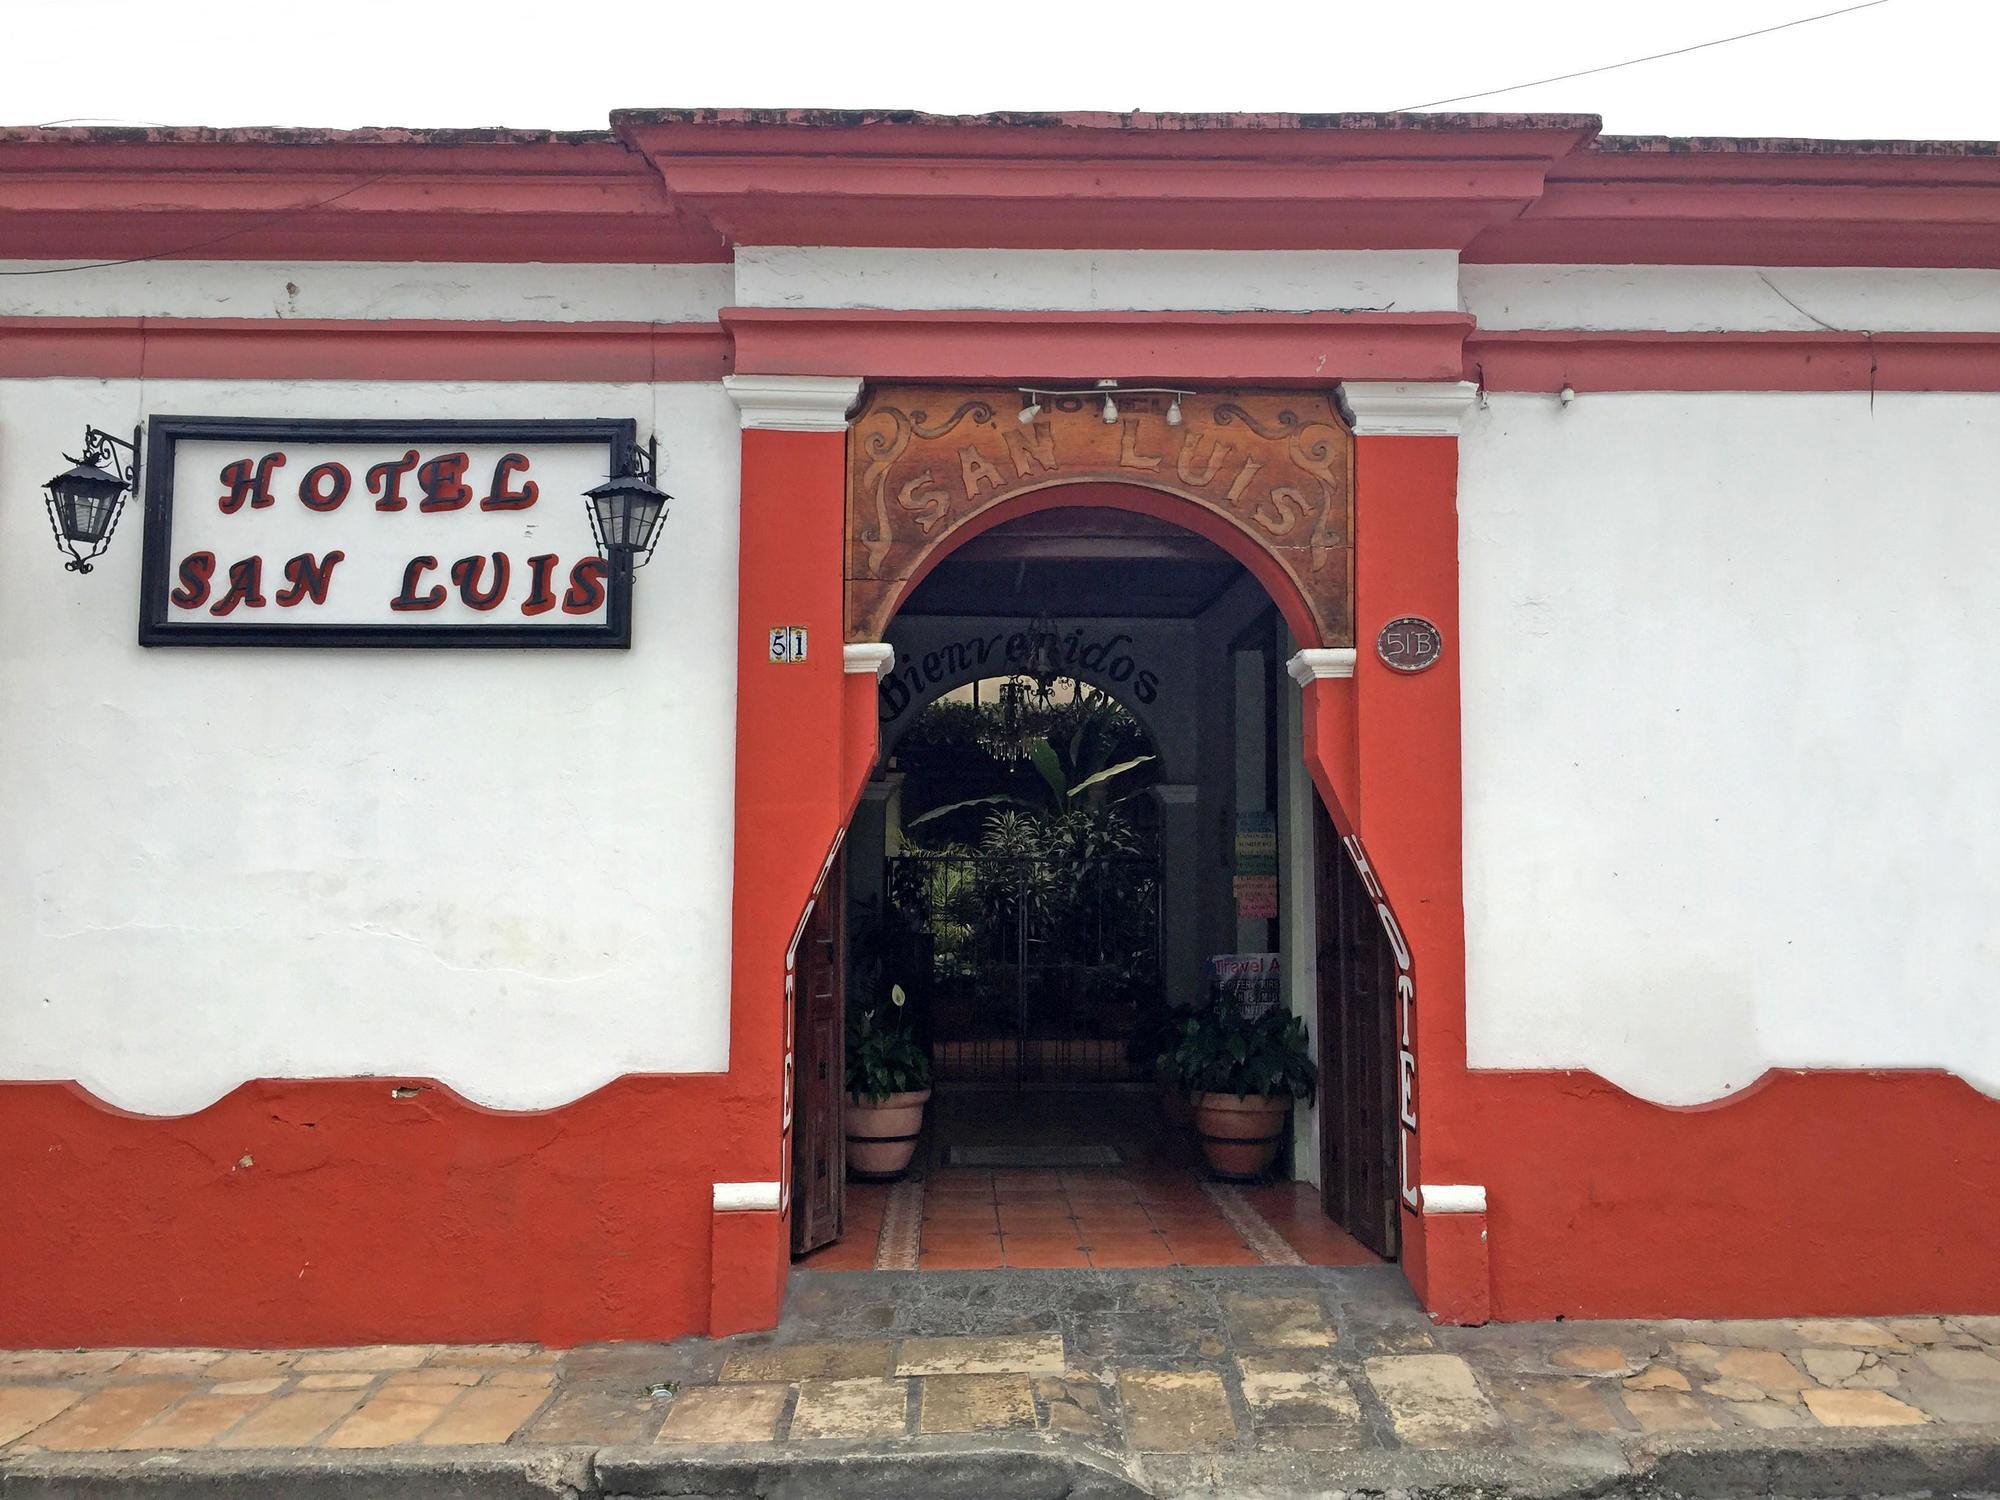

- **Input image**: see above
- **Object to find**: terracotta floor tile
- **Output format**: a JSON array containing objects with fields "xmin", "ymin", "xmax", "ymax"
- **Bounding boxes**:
[
  {"xmin": 1154, "ymin": 1228, "xmax": 1241, "ymax": 1249},
  {"xmin": 996, "ymin": 1205, "xmax": 1079, "ymax": 1226},
  {"xmin": 1167, "ymin": 1242, "xmax": 1263, "ymax": 1266},
  {"xmin": 919, "ymin": 1233, "xmax": 1007, "ymax": 1256},
  {"xmin": 991, "ymin": 1169, "xmax": 1066, "ymax": 1188},
  {"xmin": 1136, "ymin": 1193, "xmax": 1215, "ymax": 1214},
  {"xmin": 923, "ymin": 1203, "xmax": 1000, "ymax": 1224},
  {"xmin": 1064, "ymin": 1183, "xmax": 1141, "ymax": 1202},
  {"xmin": 1003, "ymin": 1244, "xmax": 1092, "ymax": 1268},
  {"xmin": 1088, "ymin": 1242, "xmax": 1178, "ymax": 1268},
  {"xmin": 799, "ymin": 1239, "xmax": 879, "ymax": 1271},
  {"xmin": 1143, "ymin": 1220, "xmax": 1230, "ymax": 1242},
  {"xmin": 919, "ymin": 1246, "xmax": 1008, "ymax": 1270},
  {"xmin": 932, "ymin": 1184, "xmax": 1000, "ymax": 1208},
  {"xmin": 1000, "ymin": 1237, "xmax": 1087, "ymax": 1259},
  {"xmin": 1081, "ymin": 1233, "xmax": 1173, "ymax": 1255}
]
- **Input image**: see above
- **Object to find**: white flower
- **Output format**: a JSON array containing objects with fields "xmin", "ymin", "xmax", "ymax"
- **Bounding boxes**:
[{"xmin": 890, "ymin": 983, "xmax": 907, "ymax": 1009}]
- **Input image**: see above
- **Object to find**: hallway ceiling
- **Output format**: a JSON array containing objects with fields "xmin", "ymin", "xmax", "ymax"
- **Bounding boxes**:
[{"xmin": 898, "ymin": 509, "xmax": 1245, "ymax": 619}]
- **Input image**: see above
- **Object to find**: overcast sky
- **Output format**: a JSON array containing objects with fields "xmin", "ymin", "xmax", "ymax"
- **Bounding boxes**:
[{"xmin": 5, "ymin": 0, "xmax": 1992, "ymax": 142}]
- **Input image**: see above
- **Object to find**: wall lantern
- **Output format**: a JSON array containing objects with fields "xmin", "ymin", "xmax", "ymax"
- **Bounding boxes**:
[
  {"xmin": 43, "ymin": 425, "xmax": 140, "ymax": 574},
  {"xmin": 583, "ymin": 435, "xmax": 672, "ymax": 569}
]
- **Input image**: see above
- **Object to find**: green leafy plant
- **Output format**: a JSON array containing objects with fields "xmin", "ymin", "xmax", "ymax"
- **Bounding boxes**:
[
  {"xmin": 1158, "ymin": 1004, "xmax": 1318, "ymax": 1101},
  {"xmin": 846, "ymin": 984, "xmax": 933, "ymax": 1103},
  {"xmin": 906, "ymin": 691, "xmax": 1156, "ymax": 835}
]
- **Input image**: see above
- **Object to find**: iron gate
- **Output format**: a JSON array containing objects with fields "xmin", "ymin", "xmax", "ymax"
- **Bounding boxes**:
[{"xmin": 885, "ymin": 853, "xmax": 1161, "ymax": 1084}]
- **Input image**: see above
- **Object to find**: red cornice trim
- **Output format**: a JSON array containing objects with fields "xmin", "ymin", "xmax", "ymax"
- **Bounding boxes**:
[
  {"xmin": 1467, "ymin": 330, "xmax": 2000, "ymax": 392},
  {"xmin": 9, "ymin": 316, "xmax": 1999, "ymax": 392},
  {"xmin": 0, "ymin": 318, "xmax": 731, "ymax": 381},
  {"xmin": 0, "ymin": 137, "xmax": 727, "ymax": 263},
  {"xmin": 1468, "ymin": 152, "xmax": 2000, "ymax": 267},
  {"xmin": 8, "ymin": 124, "xmax": 2000, "ymax": 265},
  {"xmin": 723, "ymin": 308, "xmax": 1475, "ymax": 383}
]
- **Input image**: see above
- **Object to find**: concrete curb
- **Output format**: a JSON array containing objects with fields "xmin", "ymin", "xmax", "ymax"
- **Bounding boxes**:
[
  {"xmin": 0, "ymin": 1438, "xmax": 1149, "ymax": 1500},
  {"xmin": 4, "ymin": 1430, "xmax": 1999, "ymax": 1499},
  {"xmin": 596, "ymin": 1435, "xmax": 1147, "ymax": 1499},
  {"xmin": 0, "ymin": 1447, "xmax": 595, "ymax": 1500},
  {"xmin": 1628, "ymin": 1427, "xmax": 2000, "ymax": 1497}
]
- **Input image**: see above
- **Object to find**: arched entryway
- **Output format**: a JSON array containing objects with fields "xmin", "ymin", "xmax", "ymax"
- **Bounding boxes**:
[
  {"xmin": 812, "ymin": 425, "xmax": 1405, "ymax": 1270},
  {"xmin": 726, "ymin": 371, "xmax": 1477, "ymax": 1330}
]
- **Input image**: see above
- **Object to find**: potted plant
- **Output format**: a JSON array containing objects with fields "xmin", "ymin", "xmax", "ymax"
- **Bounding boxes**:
[
  {"xmin": 1159, "ymin": 1004, "xmax": 1317, "ymax": 1180},
  {"xmin": 845, "ymin": 984, "xmax": 934, "ymax": 1180}
]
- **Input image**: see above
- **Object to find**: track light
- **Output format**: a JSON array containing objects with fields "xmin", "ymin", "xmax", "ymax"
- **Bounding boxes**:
[{"xmin": 1010, "ymin": 384, "xmax": 1193, "ymax": 426}]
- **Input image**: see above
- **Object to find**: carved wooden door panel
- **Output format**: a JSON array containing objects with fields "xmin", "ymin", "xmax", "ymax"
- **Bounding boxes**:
[
  {"xmin": 1315, "ymin": 800, "xmax": 1398, "ymax": 1259},
  {"xmin": 791, "ymin": 851, "xmax": 846, "ymax": 1256}
]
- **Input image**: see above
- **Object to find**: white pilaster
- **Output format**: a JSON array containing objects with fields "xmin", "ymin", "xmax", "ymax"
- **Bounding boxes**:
[
  {"xmin": 843, "ymin": 642, "xmax": 895, "ymax": 678},
  {"xmin": 723, "ymin": 374, "xmax": 864, "ymax": 432},
  {"xmin": 1338, "ymin": 381, "xmax": 1480, "ymax": 437},
  {"xmin": 1420, "ymin": 1184, "xmax": 1488, "ymax": 1215},
  {"xmin": 712, "ymin": 1181, "xmax": 782, "ymax": 1212},
  {"xmin": 1285, "ymin": 647, "xmax": 1358, "ymax": 685}
]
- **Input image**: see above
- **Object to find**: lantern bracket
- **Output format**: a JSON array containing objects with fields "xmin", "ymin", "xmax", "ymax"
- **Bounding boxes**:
[{"xmin": 43, "ymin": 424, "xmax": 140, "ymax": 574}]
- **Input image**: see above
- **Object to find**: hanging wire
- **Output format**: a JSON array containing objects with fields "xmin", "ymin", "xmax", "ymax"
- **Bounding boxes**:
[{"xmin": 1393, "ymin": 0, "xmax": 1891, "ymax": 110}]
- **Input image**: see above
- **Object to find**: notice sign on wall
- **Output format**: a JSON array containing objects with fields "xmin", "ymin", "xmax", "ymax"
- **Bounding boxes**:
[
  {"xmin": 138, "ymin": 416, "xmax": 638, "ymax": 647},
  {"xmin": 1233, "ymin": 810, "xmax": 1279, "ymax": 919}
]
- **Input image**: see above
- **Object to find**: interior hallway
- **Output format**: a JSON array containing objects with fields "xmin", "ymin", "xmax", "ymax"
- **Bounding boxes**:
[{"xmin": 802, "ymin": 1090, "xmax": 1379, "ymax": 1272}]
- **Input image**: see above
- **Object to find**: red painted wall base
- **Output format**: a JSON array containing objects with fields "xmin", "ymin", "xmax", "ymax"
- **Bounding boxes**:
[
  {"xmin": 709, "ymin": 1210, "xmax": 787, "ymax": 1337},
  {"xmin": 4, "ymin": 1067, "xmax": 1997, "ymax": 1347},
  {"xmin": 1461, "ymin": 1068, "xmax": 2000, "ymax": 1321},
  {"xmin": 0, "ymin": 1076, "xmax": 783, "ymax": 1349},
  {"xmin": 1416, "ymin": 1213, "xmax": 1493, "ymax": 1326}
]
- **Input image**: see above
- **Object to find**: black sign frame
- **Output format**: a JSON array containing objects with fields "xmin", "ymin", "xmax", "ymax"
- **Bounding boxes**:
[{"xmin": 138, "ymin": 415, "xmax": 639, "ymax": 649}]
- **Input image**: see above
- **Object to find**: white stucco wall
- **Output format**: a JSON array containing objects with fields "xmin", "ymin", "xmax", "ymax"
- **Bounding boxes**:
[
  {"xmin": 1461, "ymin": 264, "xmax": 2000, "ymax": 333},
  {"xmin": 734, "ymin": 248, "xmax": 1458, "ymax": 313},
  {"xmin": 0, "ymin": 261, "xmax": 732, "ymax": 323},
  {"xmin": 1459, "ymin": 390, "xmax": 2000, "ymax": 1104},
  {"xmin": 0, "ymin": 377, "xmax": 741, "ymax": 1114}
]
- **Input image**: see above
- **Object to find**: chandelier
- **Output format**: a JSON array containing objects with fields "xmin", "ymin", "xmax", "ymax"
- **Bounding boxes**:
[{"xmin": 974, "ymin": 613, "xmax": 1066, "ymax": 761}]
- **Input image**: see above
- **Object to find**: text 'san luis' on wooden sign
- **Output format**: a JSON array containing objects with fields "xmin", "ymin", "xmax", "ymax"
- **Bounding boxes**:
[{"xmin": 138, "ymin": 417, "xmax": 638, "ymax": 648}]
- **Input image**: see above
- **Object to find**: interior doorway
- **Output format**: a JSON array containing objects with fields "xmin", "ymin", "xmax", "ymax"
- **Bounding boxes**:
[{"xmin": 880, "ymin": 675, "xmax": 1162, "ymax": 1090}]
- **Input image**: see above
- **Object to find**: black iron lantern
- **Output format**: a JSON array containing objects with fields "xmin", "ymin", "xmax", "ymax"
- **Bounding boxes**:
[
  {"xmin": 44, "ymin": 426, "xmax": 139, "ymax": 574},
  {"xmin": 584, "ymin": 435, "xmax": 671, "ymax": 567}
]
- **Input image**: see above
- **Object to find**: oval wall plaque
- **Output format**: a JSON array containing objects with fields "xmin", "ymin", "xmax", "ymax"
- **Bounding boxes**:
[{"xmin": 1376, "ymin": 615, "xmax": 1444, "ymax": 674}]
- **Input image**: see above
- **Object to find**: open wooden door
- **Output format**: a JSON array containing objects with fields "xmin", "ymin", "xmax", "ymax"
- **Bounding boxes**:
[
  {"xmin": 1314, "ymin": 800, "xmax": 1399, "ymax": 1258},
  {"xmin": 791, "ymin": 849, "xmax": 846, "ymax": 1256}
]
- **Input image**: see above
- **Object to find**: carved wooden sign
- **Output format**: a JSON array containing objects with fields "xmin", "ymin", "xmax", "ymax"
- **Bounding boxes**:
[{"xmin": 846, "ymin": 387, "xmax": 1354, "ymax": 645}]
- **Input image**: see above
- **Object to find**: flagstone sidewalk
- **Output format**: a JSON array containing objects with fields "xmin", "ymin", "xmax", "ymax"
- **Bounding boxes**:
[{"xmin": 5, "ymin": 1267, "xmax": 2000, "ymax": 1498}]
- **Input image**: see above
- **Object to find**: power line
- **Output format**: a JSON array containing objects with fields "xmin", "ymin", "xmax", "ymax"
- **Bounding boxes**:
[
  {"xmin": 1393, "ymin": 0, "xmax": 1892, "ymax": 111},
  {"xmin": 0, "ymin": 173, "xmax": 393, "ymax": 277}
]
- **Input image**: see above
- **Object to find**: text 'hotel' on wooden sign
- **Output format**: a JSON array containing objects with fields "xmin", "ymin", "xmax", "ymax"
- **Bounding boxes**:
[{"xmin": 138, "ymin": 416, "xmax": 638, "ymax": 647}]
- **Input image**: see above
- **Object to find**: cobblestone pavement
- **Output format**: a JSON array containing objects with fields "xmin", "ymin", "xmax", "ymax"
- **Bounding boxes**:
[{"xmin": 5, "ymin": 1266, "xmax": 2000, "ymax": 1495}]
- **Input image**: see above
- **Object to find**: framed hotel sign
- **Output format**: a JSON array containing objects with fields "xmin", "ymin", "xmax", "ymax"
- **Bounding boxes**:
[{"xmin": 138, "ymin": 416, "xmax": 638, "ymax": 647}]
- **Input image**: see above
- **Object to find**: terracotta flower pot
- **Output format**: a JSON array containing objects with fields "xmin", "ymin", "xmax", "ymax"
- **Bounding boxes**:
[
  {"xmin": 845, "ymin": 1088, "xmax": 931, "ymax": 1180},
  {"xmin": 1193, "ymin": 1091, "xmax": 1290, "ymax": 1180}
]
